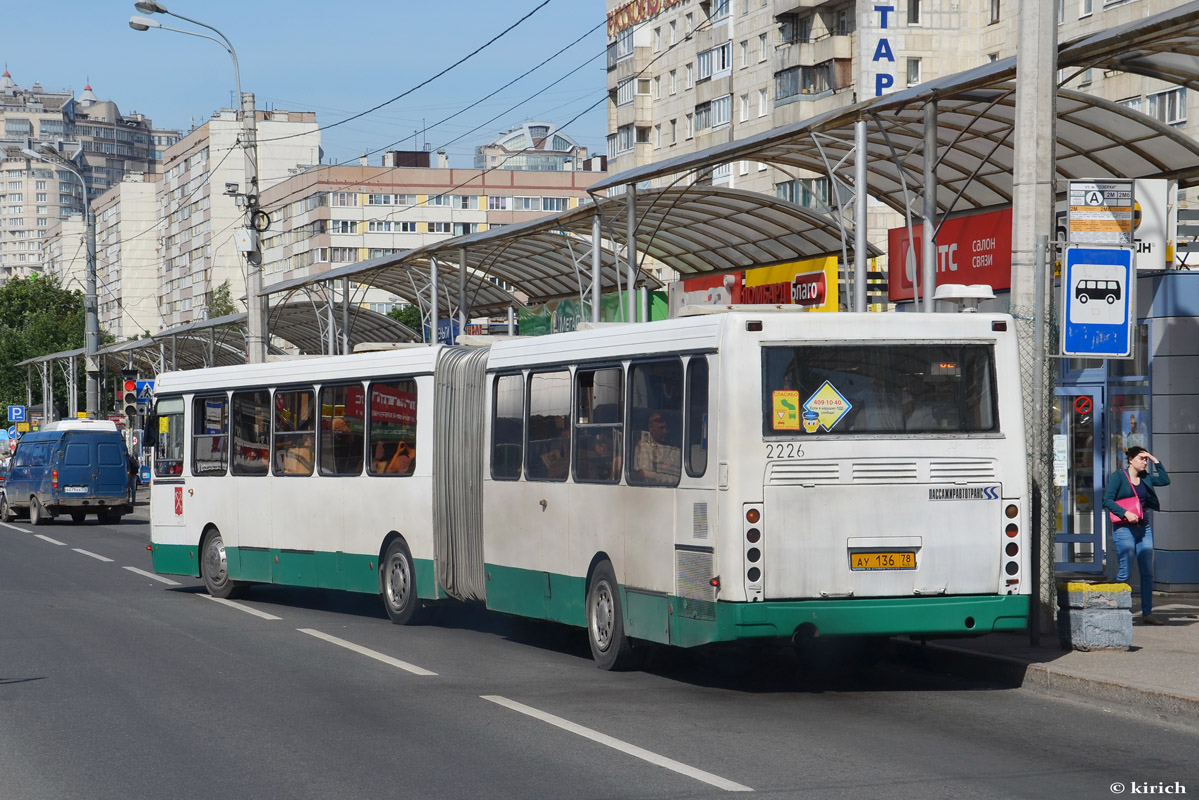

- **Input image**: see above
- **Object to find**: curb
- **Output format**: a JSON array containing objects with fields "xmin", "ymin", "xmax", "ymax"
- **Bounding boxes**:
[{"xmin": 887, "ymin": 639, "xmax": 1199, "ymax": 723}]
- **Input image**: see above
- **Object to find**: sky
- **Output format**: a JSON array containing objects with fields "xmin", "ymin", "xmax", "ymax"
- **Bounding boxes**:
[{"xmin": 2, "ymin": 0, "xmax": 609, "ymax": 168}]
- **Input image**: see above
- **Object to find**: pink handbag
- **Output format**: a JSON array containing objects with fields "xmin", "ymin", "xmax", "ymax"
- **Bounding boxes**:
[{"xmin": 1109, "ymin": 471, "xmax": 1144, "ymax": 524}]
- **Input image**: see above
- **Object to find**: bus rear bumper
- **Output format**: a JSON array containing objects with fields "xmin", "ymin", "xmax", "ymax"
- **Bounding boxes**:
[{"xmin": 715, "ymin": 594, "xmax": 1029, "ymax": 642}]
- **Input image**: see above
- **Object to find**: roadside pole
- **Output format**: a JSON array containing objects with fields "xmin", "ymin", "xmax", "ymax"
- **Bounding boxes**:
[{"xmin": 1010, "ymin": 0, "xmax": 1059, "ymax": 637}]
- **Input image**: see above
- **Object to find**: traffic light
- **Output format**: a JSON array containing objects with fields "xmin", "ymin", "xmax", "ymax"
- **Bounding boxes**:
[{"xmin": 122, "ymin": 370, "xmax": 139, "ymax": 419}]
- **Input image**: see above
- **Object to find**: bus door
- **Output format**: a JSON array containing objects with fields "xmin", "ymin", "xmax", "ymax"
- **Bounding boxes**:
[{"xmin": 1053, "ymin": 389, "xmax": 1105, "ymax": 573}]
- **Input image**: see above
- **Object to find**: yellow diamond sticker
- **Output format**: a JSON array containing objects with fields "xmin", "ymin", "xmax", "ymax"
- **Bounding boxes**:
[
  {"xmin": 772, "ymin": 390, "xmax": 800, "ymax": 430},
  {"xmin": 803, "ymin": 381, "xmax": 852, "ymax": 432}
]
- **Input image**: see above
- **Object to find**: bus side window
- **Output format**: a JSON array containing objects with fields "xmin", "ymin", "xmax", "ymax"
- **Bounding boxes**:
[
  {"xmin": 492, "ymin": 374, "xmax": 524, "ymax": 481},
  {"xmin": 192, "ymin": 394, "xmax": 228, "ymax": 475},
  {"xmin": 685, "ymin": 356, "xmax": 709, "ymax": 477},
  {"xmin": 319, "ymin": 383, "xmax": 365, "ymax": 476},
  {"xmin": 526, "ymin": 370, "xmax": 571, "ymax": 482},
  {"xmin": 231, "ymin": 390, "xmax": 271, "ymax": 476}
]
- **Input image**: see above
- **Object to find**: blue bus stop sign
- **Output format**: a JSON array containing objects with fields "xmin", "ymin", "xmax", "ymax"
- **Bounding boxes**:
[{"xmin": 1061, "ymin": 245, "xmax": 1134, "ymax": 358}]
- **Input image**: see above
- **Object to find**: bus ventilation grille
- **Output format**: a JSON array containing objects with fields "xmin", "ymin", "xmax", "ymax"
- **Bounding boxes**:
[
  {"xmin": 852, "ymin": 462, "xmax": 918, "ymax": 482},
  {"xmin": 766, "ymin": 462, "xmax": 840, "ymax": 485},
  {"xmin": 928, "ymin": 460, "xmax": 996, "ymax": 481},
  {"xmin": 692, "ymin": 502, "xmax": 709, "ymax": 539},
  {"xmin": 676, "ymin": 548, "xmax": 716, "ymax": 620}
]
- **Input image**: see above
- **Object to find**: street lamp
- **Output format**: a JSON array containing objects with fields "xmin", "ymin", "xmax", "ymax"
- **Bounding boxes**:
[
  {"xmin": 23, "ymin": 145, "xmax": 100, "ymax": 419},
  {"xmin": 129, "ymin": 3, "xmax": 265, "ymax": 363}
]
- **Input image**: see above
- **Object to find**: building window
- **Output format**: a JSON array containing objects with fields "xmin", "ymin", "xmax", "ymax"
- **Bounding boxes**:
[
  {"xmin": 775, "ymin": 177, "xmax": 829, "ymax": 209},
  {"xmin": 686, "ymin": 113, "xmax": 694, "ymax": 139},
  {"xmin": 686, "ymin": 63, "xmax": 695, "ymax": 88},
  {"xmin": 429, "ymin": 222, "xmax": 451, "ymax": 234},
  {"xmin": 1148, "ymin": 87, "xmax": 1187, "ymax": 126},
  {"xmin": 670, "ymin": 119, "xmax": 678, "ymax": 144},
  {"xmin": 908, "ymin": 0, "xmax": 921, "ymax": 24},
  {"xmin": 990, "ymin": 0, "xmax": 1000, "ymax": 23},
  {"xmin": 488, "ymin": 195, "xmax": 511, "ymax": 210},
  {"xmin": 740, "ymin": 40, "xmax": 749, "ymax": 68},
  {"xmin": 759, "ymin": 32, "xmax": 769, "ymax": 61},
  {"xmin": 906, "ymin": 58, "xmax": 922, "ymax": 86},
  {"xmin": 670, "ymin": 70, "xmax": 677, "ymax": 94},
  {"xmin": 1081, "ymin": 0, "xmax": 1093, "ymax": 16},
  {"xmin": 654, "ymin": 26, "xmax": 662, "ymax": 52},
  {"xmin": 709, "ymin": 0, "xmax": 730, "ymax": 22},
  {"xmin": 759, "ymin": 88, "xmax": 769, "ymax": 116},
  {"xmin": 740, "ymin": 94, "xmax": 750, "ymax": 122}
]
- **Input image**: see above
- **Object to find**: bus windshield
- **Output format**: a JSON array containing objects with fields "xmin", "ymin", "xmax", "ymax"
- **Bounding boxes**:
[{"xmin": 762, "ymin": 343, "xmax": 998, "ymax": 435}]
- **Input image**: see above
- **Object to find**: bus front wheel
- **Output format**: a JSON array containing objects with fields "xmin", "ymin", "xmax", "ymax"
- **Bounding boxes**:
[
  {"xmin": 202, "ymin": 529, "xmax": 245, "ymax": 599},
  {"xmin": 381, "ymin": 538, "xmax": 424, "ymax": 625},
  {"xmin": 587, "ymin": 560, "xmax": 640, "ymax": 671},
  {"xmin": 0, "ymin": 495, "xmax": 13, "ymax": 523}
]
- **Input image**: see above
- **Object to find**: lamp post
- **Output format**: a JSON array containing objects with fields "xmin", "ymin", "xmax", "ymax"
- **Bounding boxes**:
[
  {"xmin": 23, "ymin": 145, "xmax": 99, "ymax": 418},
  {"xmin": 130, "ymin": 2, "xmax": 265, "ymax": 363}
]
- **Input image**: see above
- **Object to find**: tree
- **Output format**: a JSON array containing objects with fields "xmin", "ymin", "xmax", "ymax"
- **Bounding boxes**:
[
  {"xmin": 0, "ymin": 275, "xmax": 85, "ymax": 414},
  {"xmin": 208, "ymin": 279, "xmax": 238, "ymax": 319},
  {"xmin": 387, "ymin": 303, "xmax": 423, "ymax": 334}
]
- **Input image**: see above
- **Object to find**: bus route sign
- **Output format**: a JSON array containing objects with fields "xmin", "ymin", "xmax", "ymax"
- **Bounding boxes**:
[{"xmin": 1061, "ymin": 245, "xmax": 1135, "ymax": 359}]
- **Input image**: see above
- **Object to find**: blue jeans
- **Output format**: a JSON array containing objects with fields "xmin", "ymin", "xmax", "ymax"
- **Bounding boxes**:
[{"xmin": 1114, "ymin": 523, "xmax": 1155, "ymax": 616}]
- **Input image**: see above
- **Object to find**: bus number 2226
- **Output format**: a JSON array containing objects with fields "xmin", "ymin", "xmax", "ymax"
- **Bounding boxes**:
[{"xmin": 765, "ymin": 443, "xmax": 805, "ymax": 459}]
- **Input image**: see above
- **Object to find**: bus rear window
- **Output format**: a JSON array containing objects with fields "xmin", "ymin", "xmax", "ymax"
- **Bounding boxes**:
[{"xmin": 762, "ymin": 344, "xmax": 997, "ymax": 435}]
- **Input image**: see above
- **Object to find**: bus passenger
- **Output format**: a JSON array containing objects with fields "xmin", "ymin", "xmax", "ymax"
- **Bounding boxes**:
[
  {"xmin": 634, "ymin": 412, "xmax": 680, "ymax": 484},
  {"xmin": 578, "ymin": 433, "xmax": 620, "ymax": 481}
]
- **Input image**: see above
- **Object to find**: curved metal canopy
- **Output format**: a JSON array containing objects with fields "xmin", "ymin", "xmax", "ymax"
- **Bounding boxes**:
[
  {"xmin": 262, "ymin": 185, "xmax": 875, "ymax": 308},
  {"xmin": 16, "ymin": 303, "xmax": 418, "ymax": 376}
]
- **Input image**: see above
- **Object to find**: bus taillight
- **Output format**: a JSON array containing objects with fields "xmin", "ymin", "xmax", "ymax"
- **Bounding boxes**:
[
  {"xmin": 743, "ymin": 503, "xmax": 764, "ymax": 601},
  {"xmin": 1002, "ymin": 504, "xmax": 1021, "ymax": 590}
]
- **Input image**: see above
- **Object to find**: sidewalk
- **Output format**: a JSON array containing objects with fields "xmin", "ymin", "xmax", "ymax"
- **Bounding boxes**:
[{"xmin": 891, "ymin": 594, "xmax": 1199, "ymax": 723}]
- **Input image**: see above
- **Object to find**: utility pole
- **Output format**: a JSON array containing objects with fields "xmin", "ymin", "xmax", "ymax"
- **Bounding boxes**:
[{"xmin": 1010, "ymin": 0, "xmax": 1059, "ymax": 637}]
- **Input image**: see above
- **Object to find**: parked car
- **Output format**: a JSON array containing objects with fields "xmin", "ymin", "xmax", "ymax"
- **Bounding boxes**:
[{"xmin": 0, "ymin": 420, "xmax": 132, "ymax": 525}]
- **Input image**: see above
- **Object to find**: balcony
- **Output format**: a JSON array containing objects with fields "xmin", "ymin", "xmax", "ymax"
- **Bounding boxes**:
[
  {"xmin": 774, "ymin": 32, "xmax": 853, "ymax": 72},
  {"xmin": 773, "ymin": 0, "xmax": 837, "ymax": 13}
]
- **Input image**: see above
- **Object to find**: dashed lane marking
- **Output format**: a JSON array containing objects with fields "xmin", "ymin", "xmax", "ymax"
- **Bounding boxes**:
[
  {"xmin": 481, "ymin": 695, "xmax": 753, "ymax": 793},
  {"xmin": 73, "ymin": 548, "xmax": 114, "ymax": 562},
  {"xmin": 123, "ymin": 566, "xmax": 181, "ymax": 585},
  {"xmin": 35, "ymin": 534, "xmax": 66, "ymax": 546},
  {"xmin": 297, "ymin": 628, "xmax": 437, "ymax": 676},
  {"xmin": 198, "ymin": 594, "xmax": 282, "ymax": 620}
]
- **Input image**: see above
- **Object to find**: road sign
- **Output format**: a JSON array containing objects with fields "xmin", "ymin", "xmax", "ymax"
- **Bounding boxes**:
[
  {"xmin": 136, "ymin": 379, "xmax": 155, "ymax": 403},
  {"xmin": 7, "ymin": 405, "xmax": 26, "ymax": 423},
  {"xmin": 1061, "ymin": 245, "xmax": 1135, "ymax": 358},
  {"xmin": 1068, "ymin": 179, "xmax": 1134, "ymax": 246},
  {"xmin": 7, "ymin": 425, "xmax": 18, "ymax": 440}
]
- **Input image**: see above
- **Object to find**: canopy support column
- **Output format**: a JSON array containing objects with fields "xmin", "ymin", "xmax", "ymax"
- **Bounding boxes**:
[
  {"xmin": 459, "ymin": 248, "xmax": 468, "ymax": 342},
  {"xmin": 592, "ymin": 212, "xmax": 602, "ymax": 323},
  {"xmin": 430, "ymin": 256, "xmax": 440, "ymax": 345},
  {"xmin": 342, "ymin": 276, "xmax": 350, "ymax": 355},
  {"xmin": 626, "ymin": 184, "xmax": 637, "ymax": 324},
  {"xmin": 507, "ymin": 306, "xmax": 515, "ymax": 336},
  {"xmin": 854, "ymin": 119, "xmax": 868, "ymax": 312},
  {"xmin": 922, "ymin": 100, "xmax": 938, "ymax": 313}
]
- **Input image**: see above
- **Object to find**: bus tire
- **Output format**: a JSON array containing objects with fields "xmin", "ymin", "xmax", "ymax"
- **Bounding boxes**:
[
  {"xmin": 1078, "ymin": 294, "xmax": 1089, "ymax": 304},
  {"xmin": 381, "ymin": 538, "xmax": 423, "ymax": 625},
  {"xmin": 30, "ymin": 497, "xmax": 50, "ymax": 526},
  {"xmin": 202, "ymin": 528, "xmax": 245, "ymax": 599},
  {"xmin": 587, "ymin": 560, "xmax": 639, "ymax": 671},
  {"xmin": 0, "ymin": 495, "xmax": 13, "ymax": 523}
]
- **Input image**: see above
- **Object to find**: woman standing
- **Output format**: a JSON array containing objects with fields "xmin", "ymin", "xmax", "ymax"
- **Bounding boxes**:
[{"xmin": 1103, "ymin": 446, "xmax": 1171, "ymax": 625}]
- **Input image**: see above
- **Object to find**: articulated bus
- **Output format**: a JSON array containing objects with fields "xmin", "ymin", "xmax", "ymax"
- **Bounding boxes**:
[{"xmin": 147, "ymin": 308, "xmax": 1030, "ymax": 669}]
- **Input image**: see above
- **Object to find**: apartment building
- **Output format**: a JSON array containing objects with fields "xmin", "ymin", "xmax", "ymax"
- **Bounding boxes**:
[
  {"xmin": 0, "ymin": 70, "xmax": 178, "ymax": 282},
  {"xmin": 259, "ymin": 164, "xmax": 605, "ymax": 314},
  {"xmin": 157, "ymin": 104, "xmax": 320, "ymax": 328},
  {"xmin": 474, "ymin": 121, "xmax": 594, "ymax": 172}
]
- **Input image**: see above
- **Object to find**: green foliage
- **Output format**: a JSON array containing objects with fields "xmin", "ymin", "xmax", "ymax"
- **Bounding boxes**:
[
  {"xmin": 387, "ymin": 303, "xmax": 423, "ymax": 333},
  {"xmin": 0, "ymin": 275, "xmax": 85, "ymax": 412},
  {"xmin": 208, "ymin": 279, "xmax": 238, "ymax": 319}
]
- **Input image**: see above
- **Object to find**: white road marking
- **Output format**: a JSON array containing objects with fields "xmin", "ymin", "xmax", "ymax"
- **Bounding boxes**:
[
  {"xmin": 73, "ymin": 548, "xmax": 114, "ymax": 562},
  {"xmin": 122, "ymin": 566, "xmax": 181, "ymax": 585},
  {"xmin": 0, "ymin": 521, "xmax": 27, "ymax": 533},
  {"xmin": 198, "ymin": 594, "xmax": 282, "ymax": 620},
  {"xmin": 481, "ymin": 695, "xmax": 753, "ymax": 793},
  {"xmin": 297, "ymin": 628, "xmax": 437, "ymax": 676},
  {"xmin": 35, "ymin": 534, "xmax": 66, "ymax": 546}
]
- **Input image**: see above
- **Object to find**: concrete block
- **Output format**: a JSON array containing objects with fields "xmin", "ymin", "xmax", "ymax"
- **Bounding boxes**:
[{"xmin": 1057, "ymin": 607, "xmax": 1133, "ymax": 651}]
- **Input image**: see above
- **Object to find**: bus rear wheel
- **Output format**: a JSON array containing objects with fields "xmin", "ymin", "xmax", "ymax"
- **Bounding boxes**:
[
  {"xmin": 202, "ymin": 529, "xmax": 245, "ymax": 599},
  {"xmin": 587, "ymin": 560, "xmax": 640, "ymax": 671},
  {"xmin": 381, "ymin": 538, "xmax": 424, "ymax": 625},
  {"xmin": 29, "ymin": 497, "xmax": 50, "ymax": 526}
]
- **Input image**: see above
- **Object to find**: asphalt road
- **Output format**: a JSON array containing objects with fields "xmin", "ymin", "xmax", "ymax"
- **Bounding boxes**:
[{"xmin": 2, "ymin": 504, "xmax": 1197, "ymax": 800}]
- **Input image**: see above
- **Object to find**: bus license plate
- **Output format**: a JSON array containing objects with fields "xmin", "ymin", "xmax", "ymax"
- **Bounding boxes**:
[{"xmin": 850, "ymin": 551, "xmax": 916, "ymax": 571}]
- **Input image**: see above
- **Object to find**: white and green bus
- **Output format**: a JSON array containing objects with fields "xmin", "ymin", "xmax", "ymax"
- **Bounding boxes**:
[{"xmin": 148, "ymin": 308, "xmax": 1030, "ymax": 669}]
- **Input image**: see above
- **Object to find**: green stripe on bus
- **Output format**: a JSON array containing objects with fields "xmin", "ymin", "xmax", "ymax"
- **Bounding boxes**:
[
  {"xmin": 484, "ymin": 562, "xmax": 586, "ymax": 627},
  {"xmin": 150, "ymin": 542, "xmax": 200, "ymax": 577},
  {"xmin": 150, "ymin": 543, "xmax": 436, "ymax": 600}
]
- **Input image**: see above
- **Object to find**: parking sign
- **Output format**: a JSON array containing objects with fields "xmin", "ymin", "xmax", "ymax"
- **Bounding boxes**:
[{"xmin": 7, "ymin": 405, "xmax": 26, "ymax": 423}]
